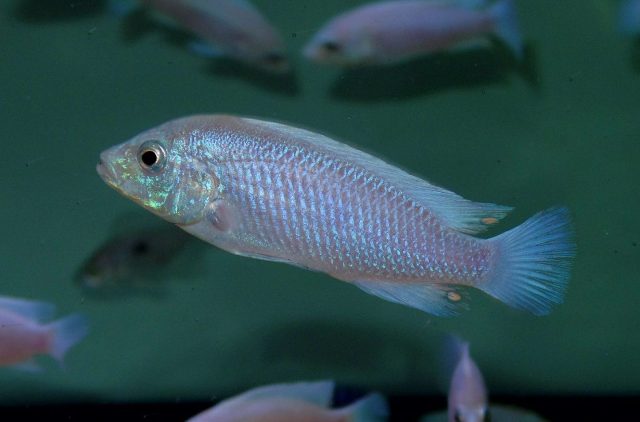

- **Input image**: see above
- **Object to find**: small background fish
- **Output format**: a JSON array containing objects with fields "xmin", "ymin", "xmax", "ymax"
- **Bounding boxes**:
[
  {"xmin": 187, "ymin": 380, "xmax": 388, "ymax": 422},
  {"xmin": 112, "ymin": 0, "xmax": 290, "ymax": 72},
  {"xmin": 0, "ymin": 296, "xmax": 89, "ymax": 371},
  {"xmin": 76, "ymin": 217, "xmax": 202, "ymax": 298}
]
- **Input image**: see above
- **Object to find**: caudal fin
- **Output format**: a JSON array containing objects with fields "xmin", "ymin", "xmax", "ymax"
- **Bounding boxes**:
[
  {"xmin": 489, "ymin": 0, "xmax": 524, "ymax": 60},
  {"xmin": 619, "ymin": 0, "xmax": 640, "ymax": 34},
  {"xmin": 479, "ymin": 207, "xmax": 575, "ymax": 315},
  {"xmin": 47, "ymin": 313, "xmax": 90, "ymax": 364}
]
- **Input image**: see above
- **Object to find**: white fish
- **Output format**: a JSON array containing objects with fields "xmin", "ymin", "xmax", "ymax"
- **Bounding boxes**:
[
  {"xmin": 420, "ymin": 337, "xmax": 548, "ymax": 422},
  {"xmin": 97, "ymin": 115, "xmax": 574, "ymax": 317},
  {"xmin": 447, "ymin": 339, "xmax": 488, "ymax": 422},
  {"xmin": 187, "ymin": 380, "xmax": 388, "ymax": 422},
  {"xmin": 139, "ymin": 0, "xmax": 289, "ymax": 72},
  {"xmin": 0, "ymin": 296, "xmax": 89, "ymax": 371},
  {"xmin": 304, "ymin": 0, "xmax": 523, "ymax": 66}
]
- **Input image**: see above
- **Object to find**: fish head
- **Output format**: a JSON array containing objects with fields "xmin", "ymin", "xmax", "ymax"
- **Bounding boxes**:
[
  {"xmin": 303, "ymin": 20, "xmax": 373, "ymax": 66},
  {"xmin": 97, "ymin": 120, "xmax": 220, "ymax": 226}
]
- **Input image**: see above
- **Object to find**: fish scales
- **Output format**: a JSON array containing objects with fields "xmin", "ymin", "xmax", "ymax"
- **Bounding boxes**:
[
  {"xmin": 190, "ymin": 118, "xmax": 491, "ymax": 284},
  {"xmin": 97, "ymin": 115, "xmax": 574, "ymax": 316}
]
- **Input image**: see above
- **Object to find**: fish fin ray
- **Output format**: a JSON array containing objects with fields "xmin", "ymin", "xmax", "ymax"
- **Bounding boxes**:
[
  {"xmin": 353, "ymin": 280, "xmax": 468, "ymax": 316},
  {"xmin": 619, "ymin": 0, "xmax": 640, "ymax": 34},
  {"xmin": 490, "ymin": 0, "xmax": 524, "ymax": 59},
  {"xmin": 47, "ymin": 314, "xmax": 90, "ymax": 364},
  {"xmin": 448, "ymin": 37, "xmax": 493, "ymax": 52},
  {"xmin": 241, "ymin": 118, "xmax": 512, "ymax": 234},
  {"xmin": 480, "ymin": 207, "xmax": 575, "ymax": 315},
  {"xmin": 0, "ymin": 296, "xmax": 56, "ymax": 322}
]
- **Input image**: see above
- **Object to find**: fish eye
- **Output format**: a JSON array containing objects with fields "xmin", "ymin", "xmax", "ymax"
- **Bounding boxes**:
[
  {"xmin": 483, "ymin": 409, "xmax": 491, "ymax": 422},
  {"xmin": 137, "ymin": 140, "xmax": 166, "ymax": 173},
  {"xmin": 454, "ymin": 412, "xmax": 463, "ymax": 422},
  {"xmin": 263, "ymin": 52, "xmax": 285, "ymax": 66},
  {"xmin": 322, "ymin": 41, "xmax": 341, "ymax": 53}
]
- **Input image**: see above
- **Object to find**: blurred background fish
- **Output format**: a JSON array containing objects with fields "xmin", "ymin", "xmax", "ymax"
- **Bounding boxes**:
[
  {"xmin": 0, "ymin": 296, "xmax": 89, "ymax": 371},
  {"xmin": 76, "ymin": 222, "xmax": 196, "ymax": 297},
  {"xmin": 303, "ymin": 0, "xmax": 523, "ymax": 66},
  {"xmin": 420, "ymin": 336, "xmax": 548, "ymax": 422},
  {"xmin": 115, "ymin": 0, "xmax": 290, "ymax": 72},
  {"xmin": 187, "ymin": 380, "xmax": 388, "ymax": 422}
]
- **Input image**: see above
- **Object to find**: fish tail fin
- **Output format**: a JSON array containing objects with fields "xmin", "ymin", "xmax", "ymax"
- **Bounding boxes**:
[
  {"xmin": 479, "ymin": 207, "xmax": 575, "ymax": 315},
  {"xmin": 489, "ymin": 0, "xmax": 524, "ymax": 60},
  {"xmin": 107, "ymin": 0, "xmax": 137, "ymax": 17},
  {"xmin": 345, "ymin": 392, "xmax": 389, "ymax": 422},
  {"xmin": 47, "ymin": 313, "xmax": 90, "ymax": 365},
  {"xmin": 619, "ymin": 0, "xmax": 640, "ymax": 34}
]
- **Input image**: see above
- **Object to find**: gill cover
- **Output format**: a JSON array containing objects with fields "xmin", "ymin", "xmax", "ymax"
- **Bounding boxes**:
[{"xmin": 136, "ymin": 137, "xmax": 217, "ymax": 225}]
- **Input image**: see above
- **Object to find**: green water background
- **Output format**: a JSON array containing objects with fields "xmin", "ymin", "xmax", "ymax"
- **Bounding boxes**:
[{"xmin": 1, "ymin": 0, "xmax": 638, "ymax": 404}]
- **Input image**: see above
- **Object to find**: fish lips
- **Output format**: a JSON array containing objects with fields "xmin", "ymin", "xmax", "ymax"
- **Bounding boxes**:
[{"xmin": 96, "ymin": 151, "xmax": 141, "ymax": 204}]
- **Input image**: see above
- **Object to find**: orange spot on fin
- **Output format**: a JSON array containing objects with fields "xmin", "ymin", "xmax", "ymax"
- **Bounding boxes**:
[
  {"xmin": 447, "ymin": 291, "xmax": 462, "ymax": 302},
  {"xmin": 481, "ymin": 217, "xmax": 499, "ymax": 225}
]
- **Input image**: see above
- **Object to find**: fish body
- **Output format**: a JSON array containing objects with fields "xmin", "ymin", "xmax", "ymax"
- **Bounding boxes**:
[
  {"xmin": 77, "ymin": 225, "xmax": 191, "ymax": 293},
  {"xmin": 303, "ymin": 0, "xmax": 523, "ymax": 65},
  {"xmin": 187, "ymin": 380, "xmax": 388, "ymax": 422},
  {"xmin": 97, "ymin": 115, "xmax": 574, "ymax": 316},
  {"xmin": 139, "ymin": 0, "xmax": 289, "ymax": 72},
  {"xmin": 447, "ymin": 340, "xmax": 487, "ymax": 422},
  {"xmin": 421, "ymin": 337, "xmax": 547, "ymax": 422},
  {"xmin": 0, "ymin": 296, "xmax": 88, "ymax": 370}
]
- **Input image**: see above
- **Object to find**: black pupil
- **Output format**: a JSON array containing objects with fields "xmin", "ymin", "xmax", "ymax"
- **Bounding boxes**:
[
  {"xmin": 141, "ymin": 150, "xmax": 158, "ymax": 167},
  {"xmin": 323, "ymin": 41, "xmax": 340, "ymax": 53}
]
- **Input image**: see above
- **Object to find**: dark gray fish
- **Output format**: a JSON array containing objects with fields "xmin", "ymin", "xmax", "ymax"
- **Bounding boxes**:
[{"xmin": 76, "ymin": 224, "xmax": 192, "ymax": 295}]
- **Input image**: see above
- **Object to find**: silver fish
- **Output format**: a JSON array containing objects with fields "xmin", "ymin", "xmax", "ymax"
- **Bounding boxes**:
[
  {"xmin": 96, "ymin": 115, "xmax": 574, "ymax": 316},
  {"xmin": 187, "ymin": 380, "xmax": 388, "ymax": 422},
  {"xmin": 139, "ymin": 0, "xmax": 289, "ymax": 72}
]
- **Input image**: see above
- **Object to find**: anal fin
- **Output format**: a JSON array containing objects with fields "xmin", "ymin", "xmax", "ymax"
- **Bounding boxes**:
[{"xmin": 352, "ymin": 280, "xmax": 467, "ymax": 317}]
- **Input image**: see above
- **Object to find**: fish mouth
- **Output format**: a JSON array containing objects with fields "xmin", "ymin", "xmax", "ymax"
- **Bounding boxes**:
[
  {"xmin": 96, "ymin": 153, "xmax": 135, "ymax": 202},
  {"xmin": 96, "ymin": 153, "xmax": 116, "ymax": 187}
]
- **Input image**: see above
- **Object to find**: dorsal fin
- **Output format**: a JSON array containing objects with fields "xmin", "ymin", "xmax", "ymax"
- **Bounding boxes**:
[
  {"xmin": 0, "ymin": 295, "xmax": 56, "ymax": 321},
  {"xmin": 234, "ymin": 380, "xmax": 334, "ymax": 408}
]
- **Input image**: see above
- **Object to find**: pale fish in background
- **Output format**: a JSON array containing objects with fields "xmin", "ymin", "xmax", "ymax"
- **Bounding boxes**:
[
  {"xmin": 76, "ymin": 224, "xmax": 192, "ymax": 295},
  {"xmin": 0, "ymin": 296, "xmax": 89, "ymax": 370},
  {"xmin": 187, "ymin": 380, "xmax": 388, "ymax": 422},
  {"xmin": 619, "ymin": 0, "xmax": 640, "ymax": 34},
  {"xmin": 303, "ymin": 0, "xmax": 523, "ymax": 66},
  {"xmin": 96, "ymin": 115, "xmax": 574, "ymax": 317},
  {"xmin": 447, "ymin": 339, "xmax": 488, "ymax": 422},
  {"xmin": 138, "ymin": 0, "xmax": 289, "ymax": 72},
  {"xmin": 420, "ymin": 338, "xmax": 547, "ymax": 422}
]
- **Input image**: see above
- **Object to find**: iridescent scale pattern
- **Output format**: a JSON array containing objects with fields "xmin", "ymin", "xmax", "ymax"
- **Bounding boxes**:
[{"xmin": 198, "ymin": 118, "xmax": 493, "ymax": 287}]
